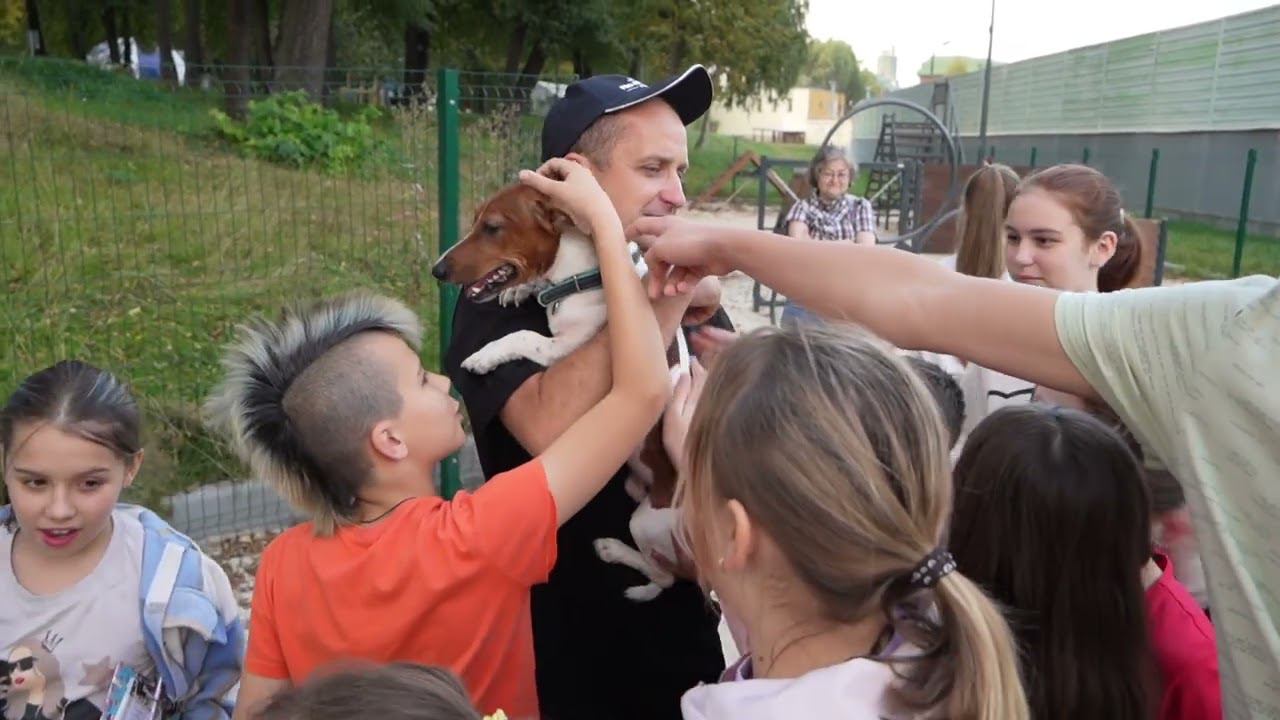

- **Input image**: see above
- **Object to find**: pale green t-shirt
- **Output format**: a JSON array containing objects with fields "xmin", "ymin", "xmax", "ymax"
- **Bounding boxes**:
[{"xmin": 1055, "ymin": 275, "xmax": 1279, "ymax": 720}]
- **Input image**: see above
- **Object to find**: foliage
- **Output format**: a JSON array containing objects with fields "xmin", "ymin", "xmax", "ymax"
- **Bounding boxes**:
[
  {"xmin": 212, "ymin": 91, "xmax": 387, "ymax": 173},
  {"xmin": 916, "ymin": 55, "xmax": 990, "ymax": 78},
  {"xmin": 0, "ymin": 0, "xmax": 23, "ymax": 51},
  {"xmin": 803, "ymin": 39, "xmax": 865, "ymax": 108}
]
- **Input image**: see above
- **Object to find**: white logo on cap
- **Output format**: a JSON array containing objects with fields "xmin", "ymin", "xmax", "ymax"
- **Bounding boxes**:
[{"xmin": 619, "ymin": 78, "xmax": 648, "ymax": 92}]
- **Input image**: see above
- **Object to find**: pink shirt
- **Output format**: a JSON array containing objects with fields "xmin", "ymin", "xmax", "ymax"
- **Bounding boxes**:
[{"xmin": 1147, "ymin": 554, "xmax": 1222, "ymax": 720}]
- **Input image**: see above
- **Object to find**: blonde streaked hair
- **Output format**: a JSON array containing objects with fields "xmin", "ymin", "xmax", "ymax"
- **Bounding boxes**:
[
  {"xmin": 204, "ymin": 292, "xmax": 422, "ymax": 535},
  {"xmin": 676, "ymin": 325, "xmax": 1028, "ymax": 720}
]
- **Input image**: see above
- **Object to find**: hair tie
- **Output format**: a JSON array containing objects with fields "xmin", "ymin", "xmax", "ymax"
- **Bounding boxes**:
[{"xmin": 907, "ymin": 547, "xmax": 957, "ymax": 589}]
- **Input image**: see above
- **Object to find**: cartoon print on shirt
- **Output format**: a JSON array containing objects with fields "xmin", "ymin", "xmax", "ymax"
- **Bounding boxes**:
[{"xmin": 4, "ymin": 634, "xmax": 69, "ymax": 720}]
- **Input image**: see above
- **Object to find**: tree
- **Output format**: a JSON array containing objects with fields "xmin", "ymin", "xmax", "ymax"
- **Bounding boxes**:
[
  {"xmin": 183, "ymin": 0, "xmax": 203, "ymax": 67},
  {"xmin": 273, "ymin": 0, "xmax": 334, "ymax": 97},
  {"xmin": 156, "ymin": 0, "xmax": 175, "ymax": 81},
  {"xmin": 860, "ymin": 68, "xmax": 883, "ymax": 98},
  {"xmin": 803, "ymin": 39, "xmax": 865, "ymax": 110},
  {"xmin": 101, "ymin": 2, "xmax": 122, "ymax": 63},
  {"xmin": 224, "ymin": 0, "xmax": 251, "ymax": 117}
]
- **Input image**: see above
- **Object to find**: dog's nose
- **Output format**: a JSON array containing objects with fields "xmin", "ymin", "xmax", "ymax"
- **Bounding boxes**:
[{"xmin": 430, "ymin": 257, "xmax": 451, "ymax": 281}]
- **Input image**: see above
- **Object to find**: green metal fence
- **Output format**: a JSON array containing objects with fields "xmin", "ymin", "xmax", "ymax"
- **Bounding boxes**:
[{"xmin": 0, "ymin": 57, "xmax": 565, "ymax": 538}]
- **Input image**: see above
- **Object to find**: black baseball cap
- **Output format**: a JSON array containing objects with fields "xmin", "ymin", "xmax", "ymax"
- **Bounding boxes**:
[{"xmin": 540, "ymin": 64, "xmax": 713, "ymax": 162}]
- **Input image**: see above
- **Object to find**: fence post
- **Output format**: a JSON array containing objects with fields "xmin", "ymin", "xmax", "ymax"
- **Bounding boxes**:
[
  {"xmin": 1029, "ymin": 147, "xmax": 1037, "ymax": 167},
  {"xmin": 1144, "ymin": 148, "xmax": 1159, "ymax": 218},
  {"xmin": 989, "ymin": 145, "xmax": 996, "ymax": 160},
  {"xmin": 436, "ymin": 67, "xmax": 462, "ymax": 499},
  {"xmin": 1231, "ymin": 149, "xmax": 1258, "ymax": 279},
  {"xmin": 1081, "ymin": 147, "xmax": 1090, "ymax": 165},
  {"xmin": 731, "ymin": 136, "xmax": 739, "ymax": 195}
]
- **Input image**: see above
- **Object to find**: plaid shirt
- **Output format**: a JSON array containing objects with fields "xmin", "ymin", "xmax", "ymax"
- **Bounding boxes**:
[{"xmin": 784, "ymin": 193, "xmax": 876, "ymax": 241}]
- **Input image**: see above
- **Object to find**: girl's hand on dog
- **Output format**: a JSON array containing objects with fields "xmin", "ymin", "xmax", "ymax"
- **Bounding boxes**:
[
  {"xmin": 519, "ymin": 159, "xmax": 621, "ymax": 241},
  {"xmin": 662, "ymin": 358, "xmax": 707, "ymax": 477}
]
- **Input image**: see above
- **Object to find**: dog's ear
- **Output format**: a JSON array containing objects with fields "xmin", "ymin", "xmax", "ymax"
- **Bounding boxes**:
[{"xmin": 533, "ymin": 194, "xmax": 573, "ymax": 234}]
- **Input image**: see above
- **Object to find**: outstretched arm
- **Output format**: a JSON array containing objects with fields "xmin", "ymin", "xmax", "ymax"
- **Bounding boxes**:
[{"xmin": 632, "ymin": 218, "xmax": 1097, "ymax": 400}]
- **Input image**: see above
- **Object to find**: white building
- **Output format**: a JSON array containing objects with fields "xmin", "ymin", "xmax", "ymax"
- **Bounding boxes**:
[{"xmin": 709, "ymin": 86, "xmax": 855, "ymax": 149}]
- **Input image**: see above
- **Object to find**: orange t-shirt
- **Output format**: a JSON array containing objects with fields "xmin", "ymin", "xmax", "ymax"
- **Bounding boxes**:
[{"xmin": 245, "ymin": 459, "xmax": 556, "ymax": 719}]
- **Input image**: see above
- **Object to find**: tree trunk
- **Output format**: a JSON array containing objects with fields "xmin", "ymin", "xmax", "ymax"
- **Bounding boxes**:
[
  {"xmin": 402, "ymin": 22, "xmax": 430, "ymax": 98},
  {"xmin": 121, "ymin": 6, "xmax": 133, "ymax": 64},
  {"xmin": 694, "ymin": 106, "xmax": 712, "ymax": 149},
  {"xmin": 503, "ymin": 20, "xmax": 527, "ymax": 75},
  {"xmin": 66, "ymin": 0, "xmax": 88, "ymax": 59},
  {"xmin": 251, "ymin": 0, "xmax": 273, "ymax": 78},
  {"xmin": 103, "ymin": 5, "xmax": 121, "ymax": 64},
  {"xmin": 520, "ymin": 39, "xmax": 546, "ymax": 79},
  {"xmin": 184, "ymin": 0, "xmax": 205, "ymax": 68},
  {"xmin": 627, "ymin": 47, "xmax": 642, "ymax": 79},
  {"xmin": 273, "ymin": 0, "xmax": 333, "ymax": 97},
  {"xmin": 225, "ymin": 0, "xmax": 252, "ymax": 118},
  {"xmin": 24, "ymin": 0, "xmax": 45, "ymax": 56},
  {"xmin": 157, "ymin": 0, "xmax": 176, "ymax": 82},
  {"xmin": 572, "ymin": 49, "xmax": 592, "ymax": 79}
]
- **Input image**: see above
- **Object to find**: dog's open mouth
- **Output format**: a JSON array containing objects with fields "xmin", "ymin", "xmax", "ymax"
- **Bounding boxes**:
[{"xmin": 465, "ymin": 263, "xmax": 517, "ymax": 302}]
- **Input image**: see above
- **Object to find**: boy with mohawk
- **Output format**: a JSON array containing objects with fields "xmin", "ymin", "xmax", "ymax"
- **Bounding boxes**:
[{"xmin": 206, "ymin": 160, "xmax": 671, "ymax": 720}]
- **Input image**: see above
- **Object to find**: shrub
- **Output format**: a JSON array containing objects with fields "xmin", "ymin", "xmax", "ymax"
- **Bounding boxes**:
[{"xmin": 212, "ymin": 91, "xmax": 384, "ymax": 173}]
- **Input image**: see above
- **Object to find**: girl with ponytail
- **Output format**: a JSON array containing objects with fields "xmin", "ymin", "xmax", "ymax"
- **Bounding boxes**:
[{"xmin": 666, "ymin": 325, "xmax": 1028, "ymax": 719}]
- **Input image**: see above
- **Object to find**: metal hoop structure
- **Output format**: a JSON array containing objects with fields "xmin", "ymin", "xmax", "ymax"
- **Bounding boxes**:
[{"xmin": 819, "ymin": 98, "xmax": 961, "ymax": 251}]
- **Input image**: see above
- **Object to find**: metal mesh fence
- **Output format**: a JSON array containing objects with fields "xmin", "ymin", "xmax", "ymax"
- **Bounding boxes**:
[{"xmin": 0, "ymin": 57, "xmax": 567, "ymax": 539}]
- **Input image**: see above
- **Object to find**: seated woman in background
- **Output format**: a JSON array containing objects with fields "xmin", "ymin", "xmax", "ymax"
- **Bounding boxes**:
[{"xmin": 779, "ymin": 145, "xmax": 876, "ymax": 327}]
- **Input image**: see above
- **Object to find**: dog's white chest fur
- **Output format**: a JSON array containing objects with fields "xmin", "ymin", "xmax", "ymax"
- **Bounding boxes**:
[{"xmin": 461, "ymin": 228, "xmax": 610, "ymax": 374}]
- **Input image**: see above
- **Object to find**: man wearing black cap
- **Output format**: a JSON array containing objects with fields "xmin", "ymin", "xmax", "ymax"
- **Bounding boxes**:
[{"xmin": 445, "ymin": 66, "xmax": 725, "ymax": 718}]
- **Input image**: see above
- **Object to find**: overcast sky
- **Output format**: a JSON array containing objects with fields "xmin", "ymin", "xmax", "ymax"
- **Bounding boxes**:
[{"xmin": 806, "ymin": 0, "xmax": 1278, "ymax": 88}]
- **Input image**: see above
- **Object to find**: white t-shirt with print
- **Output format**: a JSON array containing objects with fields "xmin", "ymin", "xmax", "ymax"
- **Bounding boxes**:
[{"xmin": 1, "ymin": 510, "xmax": 154, "ymax": 720}]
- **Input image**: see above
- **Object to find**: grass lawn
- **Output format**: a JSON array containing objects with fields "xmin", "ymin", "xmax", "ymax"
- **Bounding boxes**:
[
  {"xmin": 0, "ymin": 58, "xmax": 532, "ymax": 510},
  {"xmin": 1164, "ymin": 220, "xmax": 1279, "ymax": 280},
  {"xmin": 685, "ymin": 132, "xmax": 872, "ymax": 208}
]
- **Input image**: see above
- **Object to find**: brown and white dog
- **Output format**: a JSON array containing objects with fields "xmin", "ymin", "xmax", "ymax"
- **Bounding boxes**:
[{"xmin": 432, "ymin": 182, "xmax": 726, "ymax": 601}]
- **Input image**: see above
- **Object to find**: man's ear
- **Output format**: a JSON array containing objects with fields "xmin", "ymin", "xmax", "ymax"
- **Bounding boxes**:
[
  {"xmin": 562, "ymin": 152, "xmax": 594, "ymax": 172},
  {"xmin": 370, "ymin": 420, "xmax": 409, "ymax": 461}
]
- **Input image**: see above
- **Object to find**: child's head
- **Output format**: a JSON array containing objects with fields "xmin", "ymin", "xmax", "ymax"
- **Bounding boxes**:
[
  {"xmin": 205, "ymin": 292, "xmax": 464, "ymax": 535},
  {"xmin": 251, "ymin": 662, "xmax": 481, "ymax": 720},
  {"xmin": 1005, "ymin": 164, "xmax": 1142, "ymax": 292},
  {"xmin": 956, "ymin": 163, "xmax": 1019, "ymax": 279},
  {"xmin": 950, "ymin": 404, "xmax": 1153, "ymax": 718},
  {"xmin": 677, "ymin": 325, "xmax": 1025, "ymax": 719},
  {"xmin": 904, "ymin": 356, "xmax": 965, "ymax": 449},
  {"xmin": 1, "ymin": 361, "xmax": 142, "ymax": 555}
]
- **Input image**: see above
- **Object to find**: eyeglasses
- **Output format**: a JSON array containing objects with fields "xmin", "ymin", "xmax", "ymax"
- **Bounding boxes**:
[
  {"xmin": 819, "ymin": 171, "xmax": 850, "ymax": 181},
  {"xmin": 14, "ymin": 656, "xmax": 36, "ymax": 671}
]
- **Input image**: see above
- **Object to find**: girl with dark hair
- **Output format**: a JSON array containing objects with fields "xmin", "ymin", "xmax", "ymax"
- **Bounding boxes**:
[
  {"xmin": 251, "ymin": 663, "xmax": 485, "ymax": 720},
  {"xmin": 1, "ymin": 360, "xmax": 244, "ymax": 720},
  {"xmin": 950, "ymin": 405, "xmax": 1221, "ymax": 720}
]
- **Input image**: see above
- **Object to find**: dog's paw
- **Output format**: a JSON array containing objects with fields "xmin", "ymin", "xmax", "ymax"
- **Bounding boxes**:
[
  {"xmin": 461, "ymin": 350, "xmax": 498, "ymax": 375},
  {"xmin": 594, "ymin": 538, "xmax": 631, "ymax": 564},
  {"xmin": 624, "ymin": 584, "xmax": 663, "ymax": 602},
  {"xmin": 498, "ymin": 282, "xmax": 542, "ymax": 307}
]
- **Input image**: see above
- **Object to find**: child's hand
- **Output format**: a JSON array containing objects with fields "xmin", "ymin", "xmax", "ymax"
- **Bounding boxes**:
[
  {"xmin": 518, "ymin": 158, "xmax": 620, "ymax": 240},
  {"xmin": 627, "ymin": 216, "xmax": 735, "ymax": 298},
  {"xmin": 662, "ymin": 358, "xmax": 707, "ymax": 475}
]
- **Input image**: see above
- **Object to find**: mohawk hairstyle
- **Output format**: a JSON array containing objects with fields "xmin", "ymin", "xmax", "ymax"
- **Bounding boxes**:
[{"xmin": 204, "ymin": 292, "xmax": 422, "ymax": 535}]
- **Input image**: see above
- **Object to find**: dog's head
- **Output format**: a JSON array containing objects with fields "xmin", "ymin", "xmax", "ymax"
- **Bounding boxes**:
[{"xmin": 431, "ymin": 183, "xmax": 570, "ymax": 303}]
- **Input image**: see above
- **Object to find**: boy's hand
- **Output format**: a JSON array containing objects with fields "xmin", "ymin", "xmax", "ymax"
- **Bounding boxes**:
[{"xmin": 519, "ymin": 158, "xmax": 620, "ymax": 239}]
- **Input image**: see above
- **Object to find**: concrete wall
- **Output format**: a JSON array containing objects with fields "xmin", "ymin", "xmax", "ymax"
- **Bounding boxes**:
[{"xmin": 959, "ymin": 130, "xmax": 1279, "ymax": 233}]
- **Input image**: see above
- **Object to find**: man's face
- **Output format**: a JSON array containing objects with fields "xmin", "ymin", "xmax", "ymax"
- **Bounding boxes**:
[{"xmin": 576, "ymin": 99, "xmax": 690, "ymax": 227}]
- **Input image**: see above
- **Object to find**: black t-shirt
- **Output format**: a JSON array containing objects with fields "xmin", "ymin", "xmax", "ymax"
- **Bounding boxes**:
[{"xmin": 445, "ymin": 294, "xmax": 726, "ymax": 720}]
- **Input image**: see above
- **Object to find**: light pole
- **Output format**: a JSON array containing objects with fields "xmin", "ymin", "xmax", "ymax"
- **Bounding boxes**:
[
  {"xmin": 976, "ymin": 0, "xmax": 995, "ymax": 161},
  {"xmin": 929, "ymin": 40, "xmax": 951, "ymax": 77}
]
